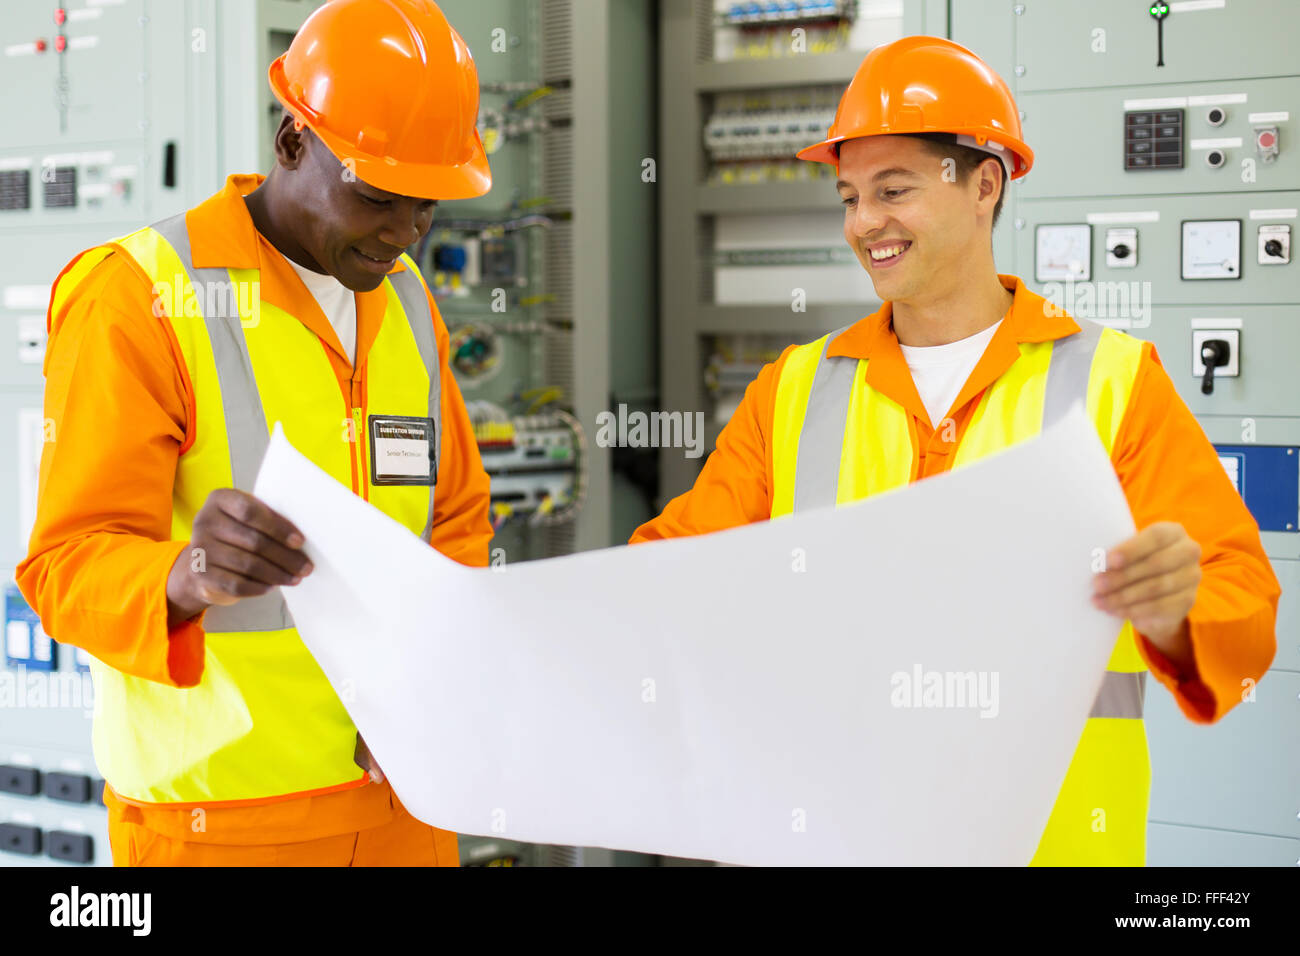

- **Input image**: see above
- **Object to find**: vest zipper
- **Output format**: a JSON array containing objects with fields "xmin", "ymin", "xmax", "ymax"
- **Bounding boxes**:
[
  {"xmin": 350, "ymin": 356, "xmax": 368, "ymax": 502},
  {"xmin": 352, "ymin": 405, "xmax": 369, "ymax": 503}
]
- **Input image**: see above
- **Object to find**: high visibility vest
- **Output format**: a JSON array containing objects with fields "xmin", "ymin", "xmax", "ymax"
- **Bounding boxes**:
[
  {"xmin": 770, "ymin": 317, "xmax": 1149, "ymax": 865},
  {"xmin": 48, "ymin": 213, "xmax": 443, "ymax": 806}
]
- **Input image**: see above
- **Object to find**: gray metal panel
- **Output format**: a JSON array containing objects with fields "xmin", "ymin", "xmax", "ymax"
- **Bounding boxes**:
[
  {"xmin": 658, "ymin": 0, "xmax": 709, "ymax": 503},
  {"xmin": 0, "ymin": 0, "xmax": 147, "ymax": 149},
  {"xmin": 947, "ymin": 0, "xmax": 1299, "ymax": 871},
  {"xmin": 0, "ymin": 391, "xmax": 44, "ymax": 570},
  {"xmin": 0, "ymin": 739, "xmax": 110, "ymax": 867},
  {"xmin": 1132, "ymin": 308, "xmax": 1300, "ymax": 419},
  {"xmin": 1147, "ymin": 822, "xmax": 1300, "ymax": 867},
  {"xmin": 0, "ymin": 0, "xmax": 324, "ymax": 868},
  {"xmin": 948, "ymin": 0, "xmax": 1020, "ymax": 278},
  {"xmin": 1273, "ymin": 559, "xmax": 1300, "ymax": 672},
  {"xmin": 569, "ymin": 0, "xmax": 612, "ymax": 551},
  {"xmin": 1018, "ymin": 79, "xmax": 1300, "ymax": 201},
  {"xmin": 695, "ymin": 50, "xmax": 865, "ymax": 91},
  {"xmin": 1015, "ymin": 0, "xmax": 1299, "ymax": 91},
  {"xmin": 1147, "ymin": 670, "xmax": 1300, "ymax": 841},
  {"xmin": 695, "ymin": 303, "xmax": 852, "ymax": 336},
  {"xmin": 1013, "ymin": 191, "xmax": 1300, "ymax": 307},
  {"xmin": 697, "ymin": 181, "xmax": 842, "ymax": 214}
]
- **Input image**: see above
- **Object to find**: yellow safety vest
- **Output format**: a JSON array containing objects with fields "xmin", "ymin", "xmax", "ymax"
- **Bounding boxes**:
[
  {"xmin": 48, "ymin": 213, "xmax": 442, "ymax": 806},
  {"xmin": 770, "ymin": 316, "xmax": 1149, "ymax": 865}
]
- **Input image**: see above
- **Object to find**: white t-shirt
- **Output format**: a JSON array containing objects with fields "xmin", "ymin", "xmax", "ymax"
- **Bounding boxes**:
[
  {"xmin": 898, "ymin": 319, "xmax": 1003, "ymax": 428},
  {"xmin": 280, "ymin": 253, "xmax": 358, "ymax": 366}
]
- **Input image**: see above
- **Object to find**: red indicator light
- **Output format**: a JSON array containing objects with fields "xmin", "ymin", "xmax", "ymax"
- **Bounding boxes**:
[
  {"xmin": 35, "ymin": 38, "xmax": 47, "ymax": 53},
  {"xmin": 54, "ymin": 8, "xmax": 67, "ymax": 25},
  {"xmin": 54, "ymin": 35, "xmax": 66, "ymax": 53}
]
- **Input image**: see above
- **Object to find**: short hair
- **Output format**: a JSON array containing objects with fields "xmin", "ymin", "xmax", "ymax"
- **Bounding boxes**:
[{"xmin": 902, "ymin": 132, "xmax": 1008, "ymax": 231}]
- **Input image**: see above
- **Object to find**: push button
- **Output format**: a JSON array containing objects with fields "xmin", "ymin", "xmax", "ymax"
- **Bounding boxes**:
[
  {"xmin": 0, "ymin": 823, "xmax": 42, "ymax": 856},
  {"xmin": 45, "ymin": 772, "xmax": 91, "ymax": 804},
  {"xmin": 46, "ymin": 830, "xmax": 93, "ymax": 864},
  {"xmin": 0, "ymin": 764, "xmax": 41, "ymax": 797}
]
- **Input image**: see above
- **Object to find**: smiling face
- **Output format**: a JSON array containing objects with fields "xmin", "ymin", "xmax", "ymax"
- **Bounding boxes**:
[
  {"xmin": 272, "ymin": 116, "xmax": 438, "ymax": 292},
  {"xmin": 835, "ymin": 135, "xmax": 1003, "ymax": 306}
]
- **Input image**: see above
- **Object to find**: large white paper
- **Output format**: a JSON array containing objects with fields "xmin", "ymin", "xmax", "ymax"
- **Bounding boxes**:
[{"xmin": 253, "ymin": 405, "xmax": 1135, "ymax": 866}]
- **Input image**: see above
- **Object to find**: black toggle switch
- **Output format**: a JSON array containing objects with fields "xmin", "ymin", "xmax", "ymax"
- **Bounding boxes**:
[
  {"xmin": 1149, "ymin": 2, "xmax": 1170, "ymax": 67},
  {"xmin": 45, "ymin": 772, "xmax": 92, "ymax": 804},
  {"xmin": 1200, "ymin": 339, "xmax": 1230, "ymax": 395},
  {"xmin": 46, "ymin": 830, "xmax": 93, "ymax": 864},
  {"xmin": 0, "ymin": 823, "xmax": 42, "ymax": 856},
  {"xmin": 0, "ymin": 764, "xmax": 41, "ymax": 797}
]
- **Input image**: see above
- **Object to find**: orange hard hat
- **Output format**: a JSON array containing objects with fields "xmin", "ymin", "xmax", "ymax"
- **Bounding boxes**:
[
  {"xmin": 269, "ymin": 0, "xmax": 492, "ymax": 200},
  {"xmin": 797, "ymin": 35, "xmax": 1033, "ymax": 179}
]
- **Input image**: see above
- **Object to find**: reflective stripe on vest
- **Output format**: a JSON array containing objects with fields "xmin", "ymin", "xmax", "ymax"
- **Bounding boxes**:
[
  {"xmin": 52, "ymin": 216, "xmax": 443, "ymax": 805},
  {"xmin": 770, "ymin": 318, "xmax": 1151, "ymax": 864}
]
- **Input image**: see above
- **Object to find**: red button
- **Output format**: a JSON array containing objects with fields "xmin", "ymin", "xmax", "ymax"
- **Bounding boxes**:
[
  {"xmin": 54, "ymin": 35, "xmax": 67, "ymax": 52},
  {"xmin": 1258, "ymin": 131, "xmax": 1277, "ymax": 148}
]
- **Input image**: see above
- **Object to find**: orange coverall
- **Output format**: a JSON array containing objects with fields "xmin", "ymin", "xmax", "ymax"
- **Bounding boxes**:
[
  {"xmin": 632, "ymin": 276, "xmax": 1279, "ymax": 725},
  {"xmin": 17, "ymin": 175, "xmax": 493, "ymax": 866}
]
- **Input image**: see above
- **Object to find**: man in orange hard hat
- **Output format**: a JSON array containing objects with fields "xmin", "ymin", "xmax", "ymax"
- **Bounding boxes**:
[
  {"xmin": 632, "ymin": 36, "xmax": 1278, "ymax": 865},
  {"xmin": 18, "ymin": 0, "xmax": 492, "ymax": 866}
]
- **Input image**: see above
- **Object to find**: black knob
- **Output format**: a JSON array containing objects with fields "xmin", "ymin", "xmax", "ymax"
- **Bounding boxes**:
[
  {"xmin": 1112, "ymin": 243, "xmax": 1131, "ymax": 259},
  {"xmin": 1264, "ymin": 239, "xmax": 1283, "ymax": 258},
  {"xmin": 1200, "ymin": 339, "xmax": 1230, "ymax": 395}
]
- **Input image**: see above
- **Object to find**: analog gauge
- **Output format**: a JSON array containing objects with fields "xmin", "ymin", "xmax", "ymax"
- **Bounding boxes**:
[
  {"xmin": 1035, "ymin": 223, "xmax": 1092, "ymax": 282},
  {"xmin": 1181, "ymin": 219, "xmax": 1241, "ymax": 280}
]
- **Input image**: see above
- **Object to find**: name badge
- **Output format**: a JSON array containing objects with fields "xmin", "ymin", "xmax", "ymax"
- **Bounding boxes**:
[{"xmin": 369, "ymin": 415, "xmax": 436, "ymax": 486}]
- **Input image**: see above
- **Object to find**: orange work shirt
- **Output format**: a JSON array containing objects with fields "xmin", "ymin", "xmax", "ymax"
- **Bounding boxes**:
[
  {"xmin": 631, "ymin": 275, "xmax": 1279, "ymax": 726},
  {"xmin": 17, "ymin": 174, "xmax": 493, "ymax": 842}
]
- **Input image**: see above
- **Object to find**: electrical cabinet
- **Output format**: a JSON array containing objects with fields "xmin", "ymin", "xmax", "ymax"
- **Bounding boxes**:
[
  {"xmin": 1, "ymin": 0, "xmax": 654, "ymax": 869},
  {"xmin": 954, "ymin": 0, "xmax": 1299, "ymax": 865}
]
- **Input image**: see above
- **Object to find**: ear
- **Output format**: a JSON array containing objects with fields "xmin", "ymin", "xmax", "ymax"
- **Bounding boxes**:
[
  {"xmin": 272, "ymin": 113, "xmax": 307, "ymax": 171},
  {"xmin": 976, "ymin": 156, "xmax": 1004, "ymax": 208}
]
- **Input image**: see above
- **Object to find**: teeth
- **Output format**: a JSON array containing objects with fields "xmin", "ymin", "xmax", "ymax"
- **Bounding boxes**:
[{"xmin": 869, "ymin": 243, "xmax": 908, "ymax": 261}]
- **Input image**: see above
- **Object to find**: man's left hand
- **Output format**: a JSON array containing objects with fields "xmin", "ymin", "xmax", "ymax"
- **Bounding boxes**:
[{"xmin": 1092, "ymin": 521, "xmax": 1201, "ymax": 660}]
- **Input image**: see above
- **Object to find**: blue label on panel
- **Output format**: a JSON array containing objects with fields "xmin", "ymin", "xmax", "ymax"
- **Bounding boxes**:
[{"xmin": 1213, "ymin": 445, "xmax": 1299, "ymax": 533}]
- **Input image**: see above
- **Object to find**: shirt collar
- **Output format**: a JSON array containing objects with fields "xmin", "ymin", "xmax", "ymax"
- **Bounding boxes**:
[
  {"xmin": 823, "ymin": 274, "xmax": 1082, "ymax": 429},
  {"xmin": 826, "ymin": 274, "xmax": 1079, "ymax": 361}
]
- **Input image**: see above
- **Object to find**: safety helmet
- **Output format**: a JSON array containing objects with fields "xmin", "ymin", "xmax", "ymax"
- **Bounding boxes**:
[
  {"xmin": 269, "ymin": 0, "xmax": 492, "ymax": 200},
  {"xmin": 797, "ymin": 35, "xmax": 1033, "ymax": 179}
]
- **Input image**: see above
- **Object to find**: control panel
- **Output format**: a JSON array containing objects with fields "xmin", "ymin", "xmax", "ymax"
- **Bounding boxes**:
[{"xmin": 956, "ymin": 0, "xmax": 1300, "ymax": 866}]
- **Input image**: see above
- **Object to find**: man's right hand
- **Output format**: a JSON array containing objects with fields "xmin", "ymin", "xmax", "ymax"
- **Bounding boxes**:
[{"xmin": 165, "ymin": 488, "xmax": 313, "ymax": 627}]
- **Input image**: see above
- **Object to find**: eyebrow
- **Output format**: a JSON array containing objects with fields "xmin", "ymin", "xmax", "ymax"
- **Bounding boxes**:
[{"xmin": 836, "ymin": 168, "xmax": 922, "ymax": 190}]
